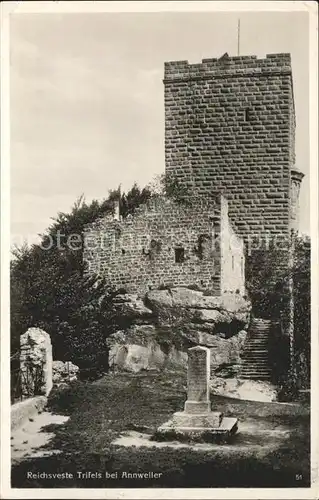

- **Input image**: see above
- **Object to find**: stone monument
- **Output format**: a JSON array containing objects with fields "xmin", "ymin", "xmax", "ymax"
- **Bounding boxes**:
[{"xmin": 154, "ymin": 346, "xmax": 238, "ymax": 442}]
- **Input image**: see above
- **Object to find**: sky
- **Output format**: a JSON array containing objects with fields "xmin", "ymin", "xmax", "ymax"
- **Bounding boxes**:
[{"xmin": 9, "ymin": 10, "xmax": 310, "ymax": 246}]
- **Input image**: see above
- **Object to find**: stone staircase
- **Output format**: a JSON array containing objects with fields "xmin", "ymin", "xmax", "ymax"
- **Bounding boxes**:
[{"xmin": 240, "ymin": 318, "xmax": 272, "ymax": 381}]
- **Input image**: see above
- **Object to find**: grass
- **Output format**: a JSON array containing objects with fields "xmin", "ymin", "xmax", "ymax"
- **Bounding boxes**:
[{"xmin": 11, "ymin": 370, "xmax": 310, "ymax": 488}]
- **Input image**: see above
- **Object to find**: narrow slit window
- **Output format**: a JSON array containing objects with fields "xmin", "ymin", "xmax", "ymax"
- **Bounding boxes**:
[{"xmin": 175, "ymin": 248, "xmax": 185, "ymax": 263}]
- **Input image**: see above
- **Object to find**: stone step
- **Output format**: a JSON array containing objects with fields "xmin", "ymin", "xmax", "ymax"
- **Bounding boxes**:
[
  {"xmin": 241, "ymin": 372, "xmax": 270, "ymax": 376},
  {"xmin": 245, "ymin": 342, "xmax": 268, "ymax": 345},
  {"xmin": 251, "ymin": 325, "xmax": 270, "ymax": 329},
  {"xmin": 250, "ymin": 327, "xmax": 271, "ymax": 331},
  {"xmin": 250, "ymin": 328, "xmax": 270, "ymax": 332},
  {"xmin": 243, "ymin": 348, "xmax": 268, "ymax": 352},
  {"xmin": 243, "ymin": 350, "xmax": 268, "ymax": 354},
  {"xmin": 245, "ymin": 344, "xmax": 268, "ymax": 348},
  {"xmin": 241, "ymin": 318, "xmax": 271, "ymax": 380},
  {"xmin": 242, "ymin": 360, "xmax": 269, "ymax": 364},
  {"xmin": 241, "ymin": 357, "xmax": 269, "ymax": 362},
  {"xmin": 241, "ymin": 367, "xmax": 271, "ymax": 371},
  {"xmin": 241, "ymin": 366, "xmax": 271, "ymax": 370},
  {"xmin": 250, "ymin": 332, "xmax": 270, "ymax": 336},
  {"xmin": 241, "ymin": 367, "xmax": 270, "ymax": 371},
  {"xmin": 241, "ymin": 368, "xmax": 271, "ymax": 371},
  {"xmin": 249, "ymin": 332, "xmax": 269, "ymax": 336},
  {"xmin": 251, "ymin": 322, "xmax": 271, "ymax": 325},
  {"xmin": 241, "ymin": 360, "xmax": 270, "ymax": 364},
  {"xmin": 244, "ymin": 352, "xmax": 268, "ymax": 356},
  {"xmin": 244, "ymin": 347, "xmax": 268, "ymax": 351},
  {"xmin": 251, "ymin": 318, "xmax": 271, "ymax": 323},
  {"xmin": 250, "ymin": 336, "xmax": 269, "ymax": 339},
  {"xmin": 247, "ymin": 339, "xmax": 269, "ymax": 342},
  {"xmin": 242, "ymin": 362, "xmax": 268, "ymax": 366}
]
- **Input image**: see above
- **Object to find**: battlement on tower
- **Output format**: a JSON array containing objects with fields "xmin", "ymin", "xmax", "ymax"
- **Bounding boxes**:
[
  {"xmin": 164, "ymin": 53, "xmax": 292, "ymax": 81},
  {"xmin": 164, "ymin": 52, "xmax": 298, "ymax": 241}
]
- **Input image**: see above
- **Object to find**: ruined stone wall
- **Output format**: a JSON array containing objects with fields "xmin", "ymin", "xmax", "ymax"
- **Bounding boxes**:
[
  {"xmin": 164, "ymin": 53, "xmax": 295, "ymax": 243},
  {"xmin": 84, "ymin": 196, "xmax": 224, "ymax": 295}
]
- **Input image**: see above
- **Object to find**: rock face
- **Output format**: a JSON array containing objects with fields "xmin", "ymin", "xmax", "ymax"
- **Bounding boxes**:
[
  {"xmin": 52, "ymin": 361, "xmax": 80, "ymax": 387},
  {"xmin": 107, "ymin": 288, "xmax": 251, "ymax": 376},
  {"xmin": 20, "ymin": 328, "xmax": 53, "ymax": 397}
]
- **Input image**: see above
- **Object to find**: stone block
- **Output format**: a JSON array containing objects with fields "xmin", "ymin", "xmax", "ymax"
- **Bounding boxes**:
[{"xmin": 154, "ymin": 416, "xmax": 238, "ymax": 443}]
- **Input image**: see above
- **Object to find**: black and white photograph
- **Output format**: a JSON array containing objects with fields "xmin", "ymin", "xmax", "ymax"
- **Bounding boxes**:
[{"xmin": 1, "ymin": 1, "xmax": 318, "ymax": 498}]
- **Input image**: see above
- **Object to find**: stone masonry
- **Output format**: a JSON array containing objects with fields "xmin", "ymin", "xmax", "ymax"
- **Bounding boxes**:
[{"xmin": 164, "ymin": 53, "xmax": 303, "ymax": 242}]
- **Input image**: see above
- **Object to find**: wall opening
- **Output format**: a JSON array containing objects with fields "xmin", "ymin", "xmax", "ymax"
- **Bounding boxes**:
[
  {"xmin": 175, "ymin": 247, "xmax": 185, "ymax": 263},
  {"xmin": 149, "ymin": 239, "xmax": 162, "ymax": 261}
]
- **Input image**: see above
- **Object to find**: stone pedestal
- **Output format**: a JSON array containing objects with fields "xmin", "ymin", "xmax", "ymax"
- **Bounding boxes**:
[{"xmin": 154, "ymin": 346, "xmax": 238, "ymax": 442}]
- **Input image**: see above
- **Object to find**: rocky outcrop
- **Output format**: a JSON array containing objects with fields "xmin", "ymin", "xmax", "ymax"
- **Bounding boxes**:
[
  {"xmin": 107, "ymin": 288, "xmax": 251, "ymax": 376},
  {"xmin": 52, "ymin": 361, "xmax": 80, "ymax": 387}
]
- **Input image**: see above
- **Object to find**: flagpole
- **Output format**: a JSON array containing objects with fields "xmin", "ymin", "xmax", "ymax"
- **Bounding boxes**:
[{"xmin": 237, "ymin": 19, "xmax": 240, "ymax": 56}]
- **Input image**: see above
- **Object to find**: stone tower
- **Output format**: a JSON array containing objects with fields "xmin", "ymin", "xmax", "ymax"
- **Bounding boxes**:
[{"xmin": 164, "ymin": 53, "xmax": 303, "ymax": 243}]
